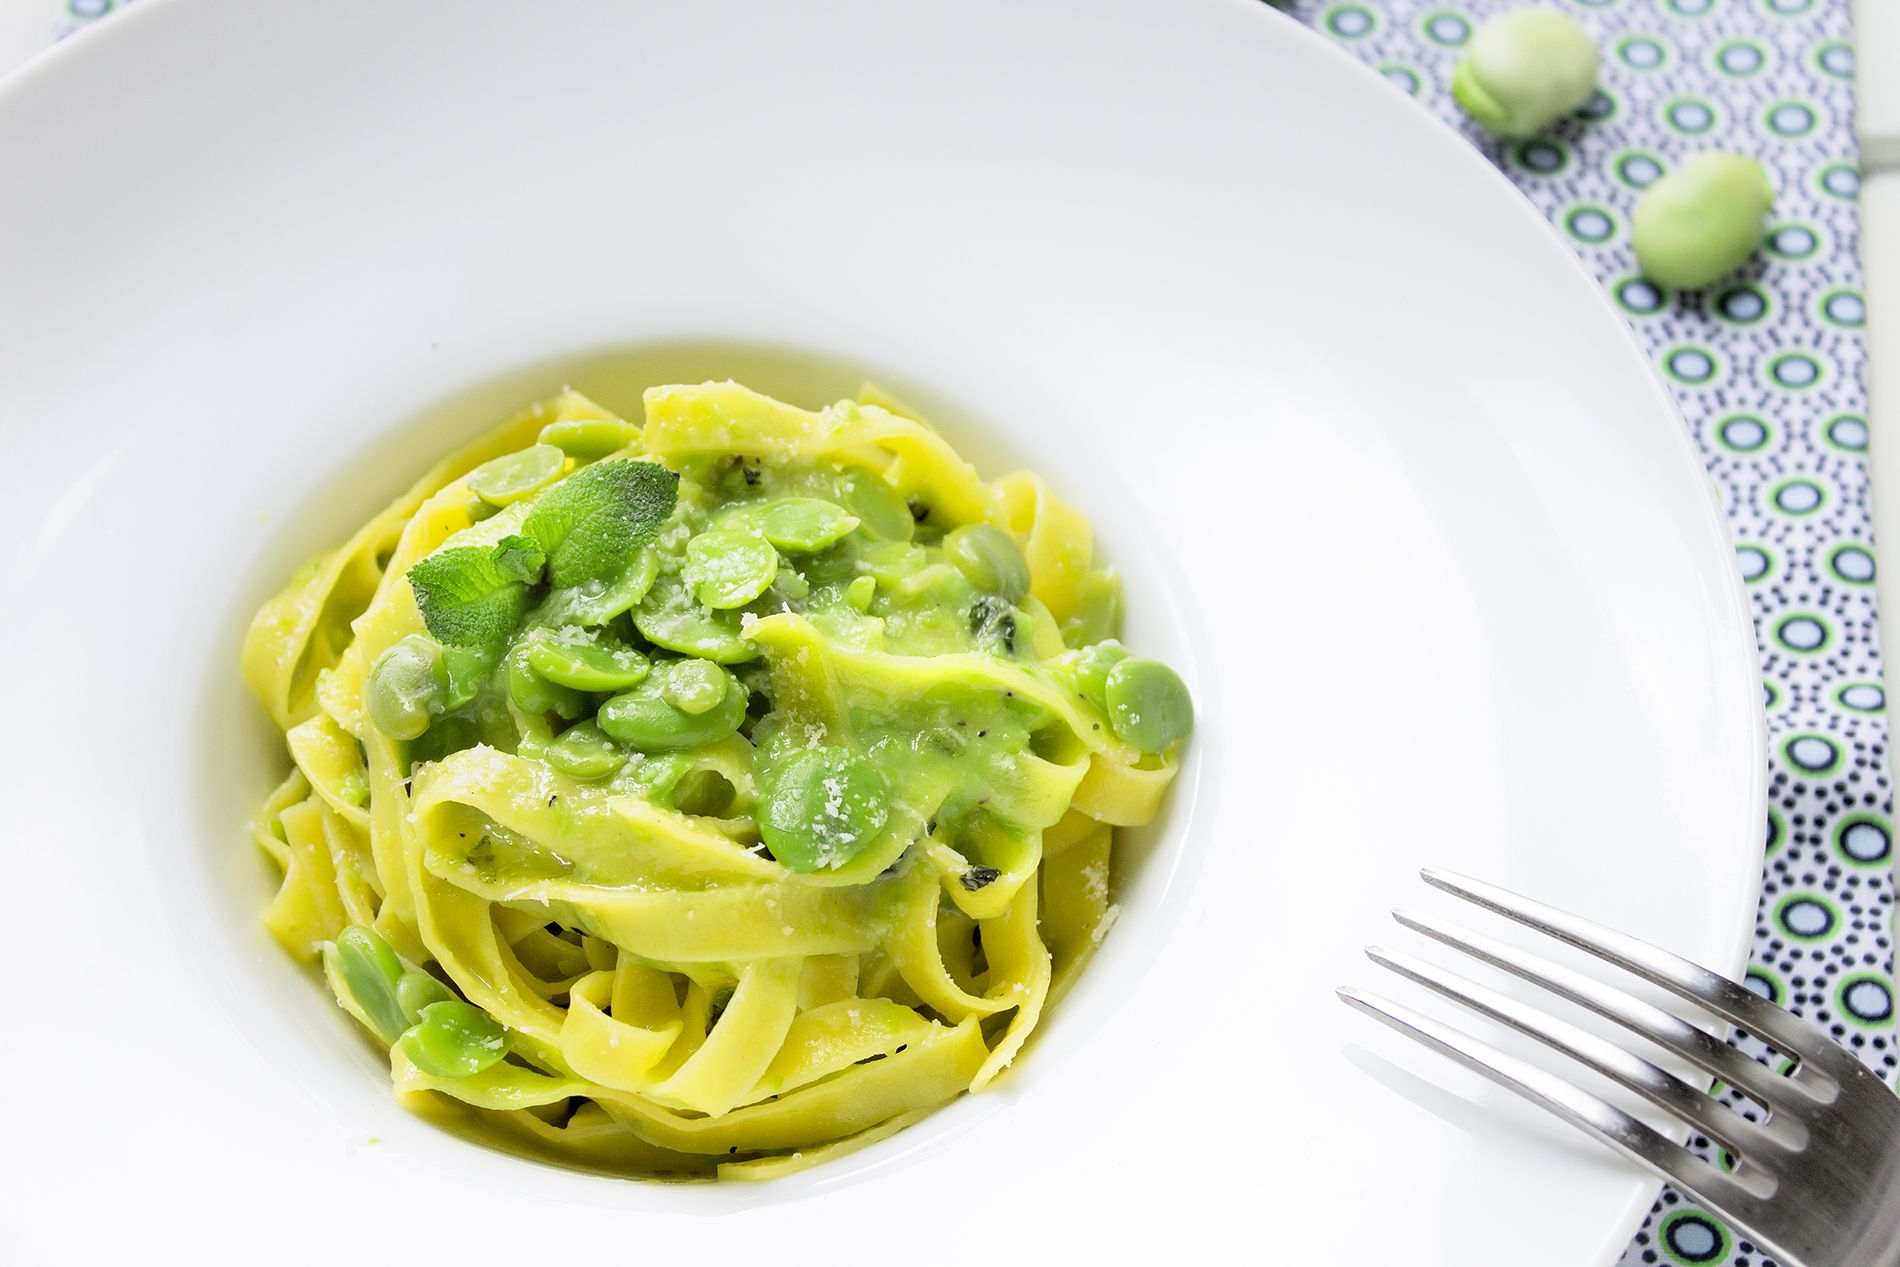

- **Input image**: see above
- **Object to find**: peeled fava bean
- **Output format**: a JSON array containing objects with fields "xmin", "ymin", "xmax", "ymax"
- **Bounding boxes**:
[{"xmin": 1631, "ymin": 152, "xmax": 1773, "ymax": 291}]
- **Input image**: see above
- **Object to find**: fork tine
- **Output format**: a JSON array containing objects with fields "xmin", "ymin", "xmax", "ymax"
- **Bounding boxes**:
[
  {"xmin": 1367, "ymin": 945, "xmax": 1781, "ymax": 1160},
  {"xmin": 1422, "ymin": 868, "xmax": 1835, "ymax": 1072},
  {"xmin": 1336, "ymin": 986, "xmax": 1746, "ymax": 1204},
  {"xmin": 1393, "ymin": 906, "xmax": 1804, "ymax": 1115}
]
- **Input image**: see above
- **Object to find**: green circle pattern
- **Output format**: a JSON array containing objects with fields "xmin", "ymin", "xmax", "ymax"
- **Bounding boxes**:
[{"xmin": 1658, "ymin": 1209, "xmax": 1732, "ymax": 1264}]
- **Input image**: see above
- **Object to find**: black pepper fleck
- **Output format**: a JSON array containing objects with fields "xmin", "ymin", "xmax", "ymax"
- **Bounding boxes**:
[{"xmin": 961, "ymin": 865, "xmax": 1002, "ymax": 891}]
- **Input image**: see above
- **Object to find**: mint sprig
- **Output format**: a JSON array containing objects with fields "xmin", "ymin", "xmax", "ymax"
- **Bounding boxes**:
[
  {"xmin": 406, "ymin": 459, "xmax": 677, "ymax": 647},
  {"xmin": 407, "ymin": 538, "xmax": 540, "ymax": 647},
  {"xmin": 522, "ymin": 459, "xmax": 679, "ymax": 588}
]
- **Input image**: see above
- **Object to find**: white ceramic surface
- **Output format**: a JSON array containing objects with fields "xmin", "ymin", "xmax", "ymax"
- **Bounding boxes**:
[{"xmin": 0, "ymin": 1, "xmax": 1763, "ymax": 1262}]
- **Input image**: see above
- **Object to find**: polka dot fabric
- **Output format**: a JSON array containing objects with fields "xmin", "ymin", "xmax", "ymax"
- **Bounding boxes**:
[{"xmin": 1278, "ymin": 1, "xmax": 1891, "ymax": 1263}]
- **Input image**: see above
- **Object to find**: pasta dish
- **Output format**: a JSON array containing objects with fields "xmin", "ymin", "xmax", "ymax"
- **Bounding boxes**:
[{"xmin": 242, "ymin": 381, "xmax": 1192, "ymax": 1177}]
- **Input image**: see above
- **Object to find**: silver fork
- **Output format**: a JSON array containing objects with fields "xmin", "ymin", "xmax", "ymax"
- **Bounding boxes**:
[{"xmin": 1339, "ymin": 868, "xmax": 1900, "ymax": 1267}]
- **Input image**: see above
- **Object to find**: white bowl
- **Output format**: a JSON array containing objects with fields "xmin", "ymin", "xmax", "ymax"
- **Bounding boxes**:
[{"xmin": 0, "ymin": 1, "xmax": 1761, "ymax": 1263}]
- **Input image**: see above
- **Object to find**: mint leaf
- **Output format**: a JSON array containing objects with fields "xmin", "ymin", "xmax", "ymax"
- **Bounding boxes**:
[
  {"xmin": 492, "ymin": 534, "xmax": 548, "ymax": 584},
  {"xmin": 522, "ymin": 459, "xmax": 679, "ymax": 588},
  {"xmin": 407, "ymin": 546, "xmax": 535, "ymax": 647}
]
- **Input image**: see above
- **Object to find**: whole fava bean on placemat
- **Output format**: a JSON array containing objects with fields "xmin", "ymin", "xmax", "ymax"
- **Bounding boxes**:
[{"xmin": 1278, "ymin": 0, "xmax": 1891, "ymax": 1262}]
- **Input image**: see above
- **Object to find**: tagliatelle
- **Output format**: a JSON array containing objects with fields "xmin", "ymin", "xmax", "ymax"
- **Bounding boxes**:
[{"xmin": 242, "ymin": 380, "xmax": 1190, "ymax": 1178}]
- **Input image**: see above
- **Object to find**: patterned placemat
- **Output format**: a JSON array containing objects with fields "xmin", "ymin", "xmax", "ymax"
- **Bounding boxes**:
[
  {"xmin": 1274, "ymin": 1, "xmax": 1891, "ymax": 1263},
  {"xmin": 26, "ymin": 1, "xmax": 1893, "ymax": 1262}
]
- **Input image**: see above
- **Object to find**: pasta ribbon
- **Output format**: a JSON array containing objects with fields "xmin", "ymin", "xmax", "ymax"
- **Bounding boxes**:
[{"xmin": 244, "ymin": 382, "xmax": 1188, "ymax": 1178}]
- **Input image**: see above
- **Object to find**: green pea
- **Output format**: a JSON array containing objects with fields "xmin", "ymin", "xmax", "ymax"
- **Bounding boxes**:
[
  {"xmin": 1451, "ymin": 7, "xmax": 1599, "ymax": 138},
  {"xmin": 506, "ymin": 641, "xmax": 591, "ymax": 720},
  {"xmin": 468, "ymin": 444, "xmax": 567, "ymax": 507},
  {"xmin": 1631, "ymin": 153, "xmax": 1774, "ymax": 290},
  {"xmin": 758, "ymin": 748, "xmax": 891, "ymax": 872},
  {"xmin": 844, "ymin": 575, "xmax": 877, "ymax": 613},
  {"xmin": 1104, "ymin": 657, "xmax": 1193, "ymax": 754},
  {"xmin": 634, "ymin": 575, "xmax": 758, "ymax": 664},
  {"xmin": 396, "ymin": 969, "xmax": 455, "ymax": 1024},
  {"xmin": 663, "ymin": 658, "xmax": 728, "ymax": 715},
  {"xmin": 524, "ymin": 626, "xmax": 650, "ymax": 690},
  {"xmin": 324, "ymin": 925, "xmax": 408, "ymax": 1044},
  {"xmin": 398, "ymin": 1001, "xmax": 508, "ymax": 1078},
  {"xmin": 366, "ymin": 635, "xmax": 447, "ymax": 741},
  {"xmin": 537, "ymin": 417, "xmax": 640, "ymax": 459},
  {"xmin": 942, "ymin": 523, "xmax": 1030, "ymax": 603},
  {"xmin": 1072, "ymin": 640, "xmax": 1128, "ymax": 710},
  {"xmin": 724, "ymin": 497, "xmax": 860, "ymax": 553},
  {"xmin": 598, "ymin": 667, "xmax": 747, "ymax": 751},
  {"xmin": 837, "ymin": 472, "xmax": 914, "ymax": 541},
  {"xmin": 543, "ymin": 719, "xmax": 627, "ymax": 779},
  {"xmin": 682, "ymin": 528, "xmax": 778, "ymax": 609}
]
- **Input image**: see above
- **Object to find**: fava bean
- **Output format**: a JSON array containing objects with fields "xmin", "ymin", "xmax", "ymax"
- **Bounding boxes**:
[
  {"xmin": 682, "ymin": 529, "xmax": 778, "ymax": 609},
  {"xmin": 538, "ymin": 417, "xmax": 640, "ymax": 459},
  {"xmin": 537, "ymin": 549, "xmax": 660, "ymax": 627},
  {"xmin": 506, "ymin": 641, "xmax": 591, "ymax": 720},
  {"xmin": 439, "ymin": 643, "xmax": 501, "ymax": 712},
  {"xmin": 724, "ymin": 497, "xmax": 860, "ymax": 553},
  {"xmin": 399, "ymin": 1000, "xmax": 508, "ymax": 1078},
  {"xmin": 598, "ymin": 666, "xmax": 747, "ymax": 750},
  {"xmin": 396, "ymin": 969, "xmax": 455, "ymax": 1024},
  {"xmin": 762, "ymin": 563, "xmax": 811, "ymax": 607},
  {"xmin": 634, "ymin": 575, "xmax": 758, "ymax": 663},
  {"xmin": 1631, "ymin": 152, "xmax": 1773, "ymax": 290},
  {"xmin": 525, "ymin": 627, "xmax": 651, "ymax": 691},
  {"xmin": 671, "ymin": 767, "xmax": 737, "ymax": 818},
  {"xmin": 663, "ymin": 658, "xmax": 729, "ymax": 715},
  {"xmin": 837, "ymin": 472, "xmax": 914, "ymax": 541},
  {"xmin": 1452, "ymin": 7, "xmax": 1599, "ymax": 138},
  {"xmin": 1071, "ymin": 640, "xmax": 1129, "ymax": 710},
  {"xmin": 544, "ymin": 719, "xmax": 627, "ymax": 779},
  {"xmin": 1104, "ymin": 657, "xmax": 1193, "ymax": 754},
  {"xmin": 758, "ymin": 748, "xmax": 891, "ymax": 872},
  {"xmin": 324, "ymin": 925, "xmax": 408, "ymax": 1043},
  {"xmin": 408, "ymin": 713, "xmax": 486, "ymax": 766},
  {"xmin": 856, "ymin": 540, "xmax": 927, "ymax": 584},
  {"xmin": 366, "ymin": 635, "xmax": 446, "ymax": 741},
  {"xmin": 844, "ymin": 575, "xmax": 877, "ymax": 613},
  {"xmin": 1062, "ymin": 569, "xmax": 1123, "ymax": 647},
  {"xmin": 943, "ymin": 523, "xmax": 1031, "ymax": 604},
  {"xmin": 468, "ymin": 444, "xmax": 567, "ymax": 507}
]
